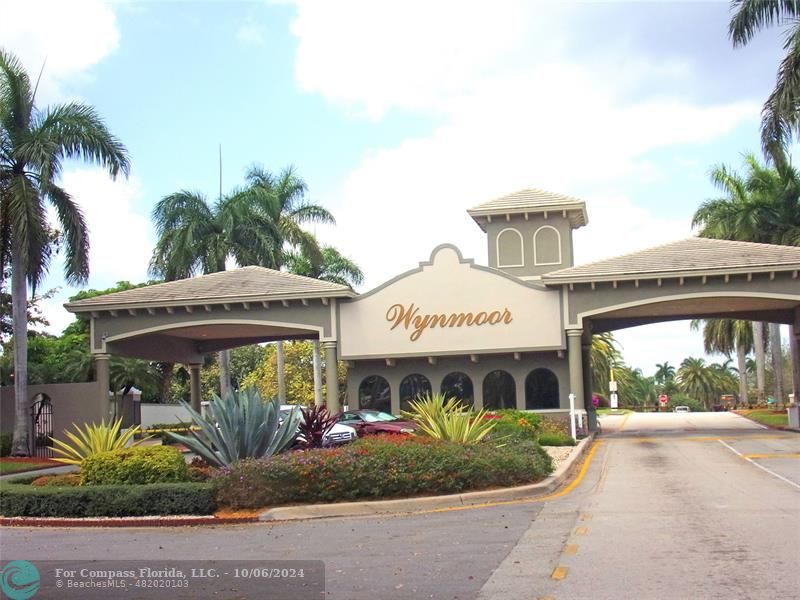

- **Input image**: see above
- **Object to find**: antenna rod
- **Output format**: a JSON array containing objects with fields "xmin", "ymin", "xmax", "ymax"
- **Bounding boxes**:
[{"xmin": 218, "ymin": 143, "xmax": 222, "ymax": 202}]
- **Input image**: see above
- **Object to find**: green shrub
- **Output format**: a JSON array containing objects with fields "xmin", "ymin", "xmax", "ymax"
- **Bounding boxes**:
[
  {"xmin": 539, "ymin": 416, "xmax": 571, "ymax": 437},
  {"xmin": 402, "ymin": 393, "xmax": 497, "ymax": 443},
  {"xmin": 30, "ymin": 474, "xmax": 82, "ymax": 487},
  {"xmin": 538, "ymin": 433, "xmax": 576, "ymax": 446},
  {"xmin": 81, "ymin": 445, "xmax": 190, "ymax": 485},
  {"xmin": 0, "ymin": 482, "xmax": 215, "ymax": 517},
  {"xmin": 214, "ymin": 435, "xmax": 553, "ymax": 509},
  {"xmin": 486, "ymin": 410, "xmax": 542, "ymax": 443},
  {"xmin": 666, "ymin": 394, "xmax": 705, "ymax": 412},
  {"xmin": 0, "ymin": 433, "xmax": 11, "ymax": 457},
  {"xmin": 493, "ymin": 410, "xmax": 542, "ymax": 430}
]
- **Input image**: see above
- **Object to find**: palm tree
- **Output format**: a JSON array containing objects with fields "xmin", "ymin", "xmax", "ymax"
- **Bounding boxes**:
[
  {"xmin": 677, "ymin": 357, "xmax": 718, "ymax": 410},
  {"xmin": 149, "ymin": 188, "xmax": 283, "ymax": 397},
  {"xmin": 654, "ymin": 362, "xmax": 676, "ymax": 386},
  {"xmin": 590, "ymin": 332, "xmax": 622, "ymax": 395},
  {"xmin": 729, "ymin": 0, "xmax": 800, "ymax": 159},
  {"xmin": 242, "ymin": 165, "xmax": 335, "ymax": 403},
  {"xmin": 690, "ymin": 319, "xmax": 753, "ymax": 404},
  {"xmin": 0, "ymin": 49, "xmax": 129, "ymax": 455},
  {"xmin": 692, "ymin": 153, "xmax": 800, "ymax": 404}
]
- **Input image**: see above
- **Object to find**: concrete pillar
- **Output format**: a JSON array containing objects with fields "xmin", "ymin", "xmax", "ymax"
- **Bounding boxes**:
[
  {"xmin": 189, "ymin": 363, "xmax": 202, "ymax": 412},
  {"xmin": 324, "ymin": 341, "xmax": 340, "ymax": 413},
  {"xmin": 790, "ymin": 323, "xmax": 800, "ymax": 405},
  {"xmin": 566, "ymin": 329, "xmax": 585, "ymax": 411},
  {"xmin": 581, "ymin": 340, "xmax": 592, "ymax": 406},
  {"xmin": 94, "ymin": 353, "xmax": 111, "ymax": 422},
  {"xmin": 312, "ymin": 340, "xmax": 323, "ymax": 407},
  {"xmin": 276, "ymin": 341, "xmax": 286, "ymax": 403}
]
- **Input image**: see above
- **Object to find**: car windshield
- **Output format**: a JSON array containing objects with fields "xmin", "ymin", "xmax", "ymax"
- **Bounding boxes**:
[{"xmin": 360, "ymin": 411, "xmax": 399, "ymax": 423}]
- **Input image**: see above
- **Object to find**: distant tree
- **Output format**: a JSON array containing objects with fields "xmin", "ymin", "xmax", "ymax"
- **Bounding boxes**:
[
  {"xmin": 677, "ymin": 357, "xmax": 718, "ymax": 410},
  {"xmin": 285, "ymin": 245, "xmax": 364, "ymax": 287},
  {"xmin": 690, "ymin": 319, "xmax": 753, "ymax": 403},
  {"xmin": 654, "ymin": 362, "xmax": 676, "ymax": 385},
  {"xmin": 590, "ymin": 332, "xmax": 622, "ymax": 395}
]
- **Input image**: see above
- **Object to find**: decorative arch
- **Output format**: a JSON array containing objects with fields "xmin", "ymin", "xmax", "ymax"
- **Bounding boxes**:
[
  {"xmin": 533, "ymin": 226, "xmax": 562, "ymax": 266},
  {"xmin": 482, "ymin": 370, "xmax": 516, "ymax": 410},
  {"xmin": 525, "ymin": 368, "xmax": 559, "ymax": 409},
  {"xmin": 496, "ymin": 228, "xmax": 524, "ymax": 268},
  {"xmin": 359, "ymin": 375, "xmax": 391, "ymax": 413},
  {"xmin": 441, "ymin": 372, "xmax": 474, "ymax": 407},
  {"xmin": 399, "ymin": 373, "xmax": 432, "ymax": 411}
]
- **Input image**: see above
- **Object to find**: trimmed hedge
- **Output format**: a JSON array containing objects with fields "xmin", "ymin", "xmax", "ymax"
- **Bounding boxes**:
[
  {"xmin": 0, "ymin": 482, "xmax": 215, "ymax": 517},
  {"xmin": 538, "ymin": 433, "xmax": 576, "ymax": 447},
  {"xmin": 81, "ymin": 445, "xmax": 189, "ymax": 485},
  {"xmin": 0, "ymin": 433, "xmax": 11, "ymax": 457},
  {"xmin": 214, "ymin": 435, "xmax": 553, "ymax": 509}
]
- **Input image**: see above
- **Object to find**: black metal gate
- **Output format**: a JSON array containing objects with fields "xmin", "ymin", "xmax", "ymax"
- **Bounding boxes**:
[{"xmin": 30, "ymin": 394, "xmax": 53, "ymax": 457}]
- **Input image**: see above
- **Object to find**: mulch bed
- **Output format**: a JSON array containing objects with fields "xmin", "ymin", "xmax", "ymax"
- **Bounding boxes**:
[{"xmin": 1, "ymin": 457, "xmax": 62, "ymax": 464}]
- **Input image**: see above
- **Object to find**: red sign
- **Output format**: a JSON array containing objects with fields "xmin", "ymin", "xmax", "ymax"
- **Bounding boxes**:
[{"xmin": 659, "ymin": 394, "xmax": 669, "ymax": 405}]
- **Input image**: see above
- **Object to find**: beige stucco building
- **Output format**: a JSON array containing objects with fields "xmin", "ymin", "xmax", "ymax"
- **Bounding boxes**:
[{"xmin": 63, "ymin": 189, "xmax": 800, "ymax": 428}]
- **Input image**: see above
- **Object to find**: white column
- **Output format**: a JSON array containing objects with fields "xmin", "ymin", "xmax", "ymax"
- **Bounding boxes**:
[
  {"xmin": 324, "ymin": 341, "xmax": 340, "ymax": 413},
  {"xmin": 312, "ymin": 340, "xmax": 323, "ymax": 407}
]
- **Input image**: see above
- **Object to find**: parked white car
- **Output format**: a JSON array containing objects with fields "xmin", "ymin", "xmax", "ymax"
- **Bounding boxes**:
[
  {"xmin": 674, "ymin": 406, "xmax": 691, "ymax": 413},
  {"xmin": 279, "ymin": 405, "xmax": 357, "ymax": 446}
]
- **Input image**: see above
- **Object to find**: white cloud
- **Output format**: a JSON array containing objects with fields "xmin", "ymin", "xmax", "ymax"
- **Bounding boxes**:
[
  {"xmin": 0, "ymin": 0, "xmax": 119, "ymax": 101},
  {"xmin": 236, "ymin": 20, "xmax": 266, "ymax": 46},
  {"xmin": 293, "ymin": 0, "xmax": 761, "ymax": 367},
  {"xmin": 40, "ymin": 169, "xmax": 152, "ymax": 334}
]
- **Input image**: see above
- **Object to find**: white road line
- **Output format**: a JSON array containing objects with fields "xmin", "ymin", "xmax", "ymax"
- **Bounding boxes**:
[
  {"xmin": 717, "ymin": 439, "xmax": 800, "ymax": 491},
  {"xmin": 729, "ymin": 412, "xmax": 768, "ymax": 429}
]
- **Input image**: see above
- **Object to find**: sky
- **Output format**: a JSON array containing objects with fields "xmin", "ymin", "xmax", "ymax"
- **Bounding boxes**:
[{"xmin": 1, "ymin": 0, "xmax": 789, "ymax": 375}]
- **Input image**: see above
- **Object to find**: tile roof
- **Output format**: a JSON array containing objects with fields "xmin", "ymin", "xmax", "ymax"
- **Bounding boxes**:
[
  {"xmin": 542, "ymin": 237, "xmax": 800, "ymax": 283},
  {"xmin": 65, "ymin": 266, "xmax": 355, "ymax": 311},
  {"xmin": 467, "ymin": 188, "xmax": 588, "ymax": 230}
]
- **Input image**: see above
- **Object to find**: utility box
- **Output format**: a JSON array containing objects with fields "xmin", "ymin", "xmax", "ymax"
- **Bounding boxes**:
[{"xmin": 788, "ymin": 405, "xmax": 800, "ymax": 429}]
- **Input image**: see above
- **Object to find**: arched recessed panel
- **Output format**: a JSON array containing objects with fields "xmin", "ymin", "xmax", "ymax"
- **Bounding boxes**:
[
  {"xmin": 525, "ymin": 368, "xmax": 559, "ymax": 409},
  {"xmin": 359, "ymin": 375, "xmax": 391, "ymax": 413},
  {"xmin": 497, "ymin": 228, "xmax": 524, "ymax": 268},
  {"xmin": 399, "ymin": 373, "xmax": 432, "ymax": 411},
  {"xmin": 441, "ymin": 372, "xmax": 474, "ymax": 408},
  {"xmin": 483, "ymin": 370, "xmax": 516, "ymax": 410},
  {"xmin": 533, "ymin": 226, "xmax": 562, "ymax": 266}
]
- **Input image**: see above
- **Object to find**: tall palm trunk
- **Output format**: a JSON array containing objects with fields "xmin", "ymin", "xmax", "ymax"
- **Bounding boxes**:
[
  {"xmin": 736, "ymin": 341, "xmax": 748, "ymax": 405},
  {"xmin": 312, "ymin": 340, "xmax": 323, "ymax": 407},
  {"xmin": 10, "ymin": 247, "xmax": 29, "ymax": 456},
  {"xmin": 753, "ymin": 321, "xmax": 767, "ymax": 403},
  {"xmin": 276, "ymin": 341, "xmax": 286, "ymax": 402},
  {"xmin": 769, "ymin": 323, "xmax": 786, "ymax": 404},
  {"xmin": 769, "ymin": 323, "xmax": 785, "ymax": 403},
  {"xmin": 218, "ymin": 350, "xmax": 232, "ymax": 398},
  {"xmin": 790, "ymin": 325, "xmax": 800, "ymax": 405}
]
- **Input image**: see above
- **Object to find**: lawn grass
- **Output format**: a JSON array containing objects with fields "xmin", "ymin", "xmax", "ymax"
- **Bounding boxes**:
[
  {"xmin": 0, "ymin": 458, "xmax": 61, "ymax": 475},
  {"xmin": 735, "ymin": 409, "xmax": 789, "ymax": 428}
]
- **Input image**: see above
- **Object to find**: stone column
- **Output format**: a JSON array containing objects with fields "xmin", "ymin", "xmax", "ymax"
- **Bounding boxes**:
[
  {"xmin": 790, "ymin": 322, "xmax": 800, "ymax": 406},
  {"xmin": 189, "ymin": 363, "xmax": 202, "ymax": 412},
  {"xmin": 276, "ymin": 341, "xmax": 287, "ymax": 403},
  {"xmin": 94, "ymin": 353, "xmax": 111, "ymax": 422},
  {"xmin": 566, "ymin": 329, "xmax": 585, "ymax": 410},
  {"xmin": 324, "ymin": 341, "xmax": 340, "ymax": 413},
  {"xmin": 312, "ymin": 340, "xmax": 323, "ymax": 407}
]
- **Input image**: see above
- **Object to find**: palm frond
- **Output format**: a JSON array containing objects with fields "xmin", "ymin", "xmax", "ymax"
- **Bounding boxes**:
[
  {"xmin": 43, "ymin": 183, "xmax": 89, "ymax": 285},
  {"xmin": 729, "ymin": 0, "xmax": 800, "ymax": 47}
]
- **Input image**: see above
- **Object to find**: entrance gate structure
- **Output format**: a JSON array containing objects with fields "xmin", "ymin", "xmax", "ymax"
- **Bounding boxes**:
[{"xmin": 64, "ymin": 189, "xmax": 800, "ymax": 428}]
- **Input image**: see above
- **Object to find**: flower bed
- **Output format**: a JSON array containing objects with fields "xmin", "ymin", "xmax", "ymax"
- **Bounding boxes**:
[{"xmin": 214, "ymin": 435, "xmax": 553, "ymax": 509}]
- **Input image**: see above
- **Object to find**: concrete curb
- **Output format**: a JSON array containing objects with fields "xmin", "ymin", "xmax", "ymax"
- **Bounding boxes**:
[{"xmin": 259, "ymin": 434, "xmax": 596, "ymax": 522}]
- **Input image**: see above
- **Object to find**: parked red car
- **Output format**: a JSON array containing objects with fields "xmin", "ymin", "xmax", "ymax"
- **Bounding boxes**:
[{"xmin": 337, "ymin": 410, "xmax": 417, "ymax": 436}]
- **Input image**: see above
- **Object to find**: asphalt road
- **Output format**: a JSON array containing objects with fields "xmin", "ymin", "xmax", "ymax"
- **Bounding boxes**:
[{"xmin": 1, "ymin": 411, "xmax": 798, "ymax": 600}]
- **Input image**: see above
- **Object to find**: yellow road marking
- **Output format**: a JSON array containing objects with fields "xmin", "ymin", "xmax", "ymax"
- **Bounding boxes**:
[
  {"xmin": 574, "ymin": 526, "xmax": 588, "ymax": 536},
  {"xmin": 742, "ymin": 453, "xmax": 800, "ymax": 459},
  {"xmin": 563, "ymin": 543, "xmax": 579, "ymax": 555},
  {"xmin": 538, "ymin": 597, "xmax": 556, "ymax": 600},
  {"xmin": 551, "ymin": 566, "xmax": 569, "ymax": 580}
]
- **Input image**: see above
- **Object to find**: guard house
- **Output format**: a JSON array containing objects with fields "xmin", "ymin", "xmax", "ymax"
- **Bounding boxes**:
[
  {"xmin": 65, "ymin": 188, "xmax": 800, "ymax": 426},
  {"xmin": 341, "ymin": 189, "xmax": 587, "ymax": 415}
]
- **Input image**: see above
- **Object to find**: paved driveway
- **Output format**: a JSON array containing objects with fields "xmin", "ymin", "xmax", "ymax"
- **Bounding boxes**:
[{"xmin": 1, "ymin": 412, "xmax": 798, "ymax": 600}]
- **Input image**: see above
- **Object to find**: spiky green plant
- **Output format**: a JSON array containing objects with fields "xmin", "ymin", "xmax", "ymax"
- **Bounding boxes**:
[
  {"xmin": 50, "ymin": 418, "xmax": 149, "ymax": 465},
  {"xmin": 402, "ymin": 393, "xmax": 497, "ymax": 444},
  {"xmin": 165, "ymin": 390, "xmax": 299, "ymax": 467}
]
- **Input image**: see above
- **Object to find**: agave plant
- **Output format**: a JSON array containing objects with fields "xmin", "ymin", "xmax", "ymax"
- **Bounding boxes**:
[
  {"xmin": 401, "ymin": 393, "xmax": 497, "ymax": 444},
  {"xmin": 297, "ymin": 405, "xmax": 340, "ymax": 449},
  {"xmin": 166, "ymin": 390, "xmax": 299, "ymax": 467},
  {"xmin": 50, "ymin": 418, "xmax": 150, "ymax": 465}
]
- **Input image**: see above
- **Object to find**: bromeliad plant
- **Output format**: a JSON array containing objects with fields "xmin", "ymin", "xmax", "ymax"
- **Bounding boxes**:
[
  {"xmin": 166, "ymin": 390, "xmax": 299, "ymax": 467},
  {"xmin": 297, "ymin": 405, "xmax": 340, "ymax": 449},
  {"xmin": 401, "ymin": 393, "xmax": 497, "ymax": 444},
  {"xmin": 50, "ymin": 418, "xmax": 150, "ymax": 465}
]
